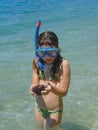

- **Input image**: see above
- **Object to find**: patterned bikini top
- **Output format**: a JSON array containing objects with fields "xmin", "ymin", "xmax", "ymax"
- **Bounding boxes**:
[{"xmin": 38, "ymin": 61, "xmax": 62, "ymax": 81}]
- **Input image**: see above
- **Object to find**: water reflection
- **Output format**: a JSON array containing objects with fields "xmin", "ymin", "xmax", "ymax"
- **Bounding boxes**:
[{"xmin": 59, "ymin": 121, "xmax": 89, "ymax": 130}]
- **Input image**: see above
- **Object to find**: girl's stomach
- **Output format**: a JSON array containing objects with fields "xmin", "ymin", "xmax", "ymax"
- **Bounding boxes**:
[{"xmin": 36, "ymin": 92, "xmax": 63, "ymax": 110}]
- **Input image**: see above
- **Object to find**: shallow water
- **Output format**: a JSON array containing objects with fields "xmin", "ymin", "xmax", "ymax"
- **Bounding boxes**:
[{"xmin": 0, "ymin": 0, "xmax": 98, "ymax": 130}]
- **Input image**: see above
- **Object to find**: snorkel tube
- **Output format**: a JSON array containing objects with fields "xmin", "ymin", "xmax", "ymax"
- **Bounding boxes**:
[
  {"xmin": 34, "ymin": 20, "xmax": 41, "ymax": 56},
  {"xmin": 34, "ymin": 20, "xmax": 44, "ymax": 70}
]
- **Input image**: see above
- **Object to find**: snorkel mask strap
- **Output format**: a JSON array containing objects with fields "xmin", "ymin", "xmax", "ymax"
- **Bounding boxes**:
[{"xmin": 34, "ymin": 20, "xmax": 41, "ymax": 56}]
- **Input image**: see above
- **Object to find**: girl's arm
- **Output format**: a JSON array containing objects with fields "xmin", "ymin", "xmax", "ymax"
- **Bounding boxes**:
[
  {"xmin": 32, "ymin": 58, "xmax": 39, "ymax": 84},
  {"xmin": 46, "ymin": 60, "xmax": 71, "ymax": 97},
  {"xmin": 30, "ymin": 59, "xmax": 39, "ymax": 96}
]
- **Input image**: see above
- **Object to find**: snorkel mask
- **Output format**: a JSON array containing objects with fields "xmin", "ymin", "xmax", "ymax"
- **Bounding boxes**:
[
  {"xmin": 36, "ymin": 47, "xmax": 59, "ymax": 58},
  {"xmin": 34, "ymin": 20, "xmax": 59, "ymax": 59}
]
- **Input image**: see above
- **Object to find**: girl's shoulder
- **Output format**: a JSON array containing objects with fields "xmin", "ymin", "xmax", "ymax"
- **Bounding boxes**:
[
  {"xmin": 62, "ymin": 59, "xmax": 70, "ymax": 66},
  {"xmin": 60, "ymin": 59, "xmax": 70, "ymax": 73},
  {"xmin": 33, "ymin": 57, "xmax": 38, "ymax": 63},
  {"xmin": 61, "ymin": 59, "xmax": 71, "ymax": 75},
  {"xmin": 33, "ymin": 58, "xmax": 39, "ymax": 68}
]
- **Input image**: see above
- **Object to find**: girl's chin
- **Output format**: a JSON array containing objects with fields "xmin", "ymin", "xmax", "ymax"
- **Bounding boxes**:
[{"xmin": 43, "ymin": 58, "xmax": 55, "ymax": 64}]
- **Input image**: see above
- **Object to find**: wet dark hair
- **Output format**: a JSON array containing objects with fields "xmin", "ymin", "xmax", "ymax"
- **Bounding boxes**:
[{"xmin": 37, "ymin": 31, "xmax": 59, "ymax": 48}]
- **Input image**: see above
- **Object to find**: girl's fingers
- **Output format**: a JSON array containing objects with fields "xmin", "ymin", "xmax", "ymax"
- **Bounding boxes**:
[
  {"xmin": 30, "ymin": 85, "xmax": 38, "ymax": 97},
  {"xmin": 46, "ymin": 81, "xmax": 55, "ymax": 88}
]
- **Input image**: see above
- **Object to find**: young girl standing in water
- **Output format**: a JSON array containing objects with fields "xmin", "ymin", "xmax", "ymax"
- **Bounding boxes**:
[{"xmin": 30, "ymin": 30, "xmax": 71, "ymax": 130}]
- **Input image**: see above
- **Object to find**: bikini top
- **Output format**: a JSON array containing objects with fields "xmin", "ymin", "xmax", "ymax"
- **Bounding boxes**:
[{"xmin": 38, "ymin": 59, "xmax": 63, "ymax": 81}]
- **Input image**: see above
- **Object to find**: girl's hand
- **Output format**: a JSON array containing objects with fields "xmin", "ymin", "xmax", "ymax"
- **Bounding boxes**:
[
  {"xmin": 41, "ymin": 82, "xmax": 52, "ymax": 95},
  {"xmin": 30, "ymin": 84, "xmax": 38, "ymax": 97}
]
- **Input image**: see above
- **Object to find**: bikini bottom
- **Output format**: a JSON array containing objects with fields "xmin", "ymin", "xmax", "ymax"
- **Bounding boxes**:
[{"xmin": 35, "ymin": 102, "xmax": 63, "ymax": 118}]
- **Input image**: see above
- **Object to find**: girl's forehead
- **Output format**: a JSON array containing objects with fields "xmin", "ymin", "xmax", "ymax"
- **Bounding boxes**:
[
  {"xmin": 39, "ymin": 44, "xmax": 55, "ymax": 48},
  {"xmin": 40, "ymin": 41, "xmax": 53, "ymax": 45}
]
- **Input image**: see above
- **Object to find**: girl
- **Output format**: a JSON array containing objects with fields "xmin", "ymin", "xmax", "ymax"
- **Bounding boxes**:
[{"xmin": 30, "ymin": 31, "xmax": 71, "ymax": 130}]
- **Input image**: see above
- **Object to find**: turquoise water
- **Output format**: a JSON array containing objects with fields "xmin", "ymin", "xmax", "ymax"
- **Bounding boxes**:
[{"xmin": 0, "ymin": 0, "xmax": 98, "ymax": 130}]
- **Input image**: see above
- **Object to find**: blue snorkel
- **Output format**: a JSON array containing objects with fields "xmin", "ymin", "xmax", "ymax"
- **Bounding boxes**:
[
  {"xmin": 34, "ymin": 20, "xmax": 44, "ymax": 70},
  {"xmin": 34, "ymin": 20, "xmax": 41, "ymax": 56}
]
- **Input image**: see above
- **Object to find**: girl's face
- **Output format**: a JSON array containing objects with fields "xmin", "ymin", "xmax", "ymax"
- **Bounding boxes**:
[{"xmin": 36, "ymin": 45, "xmax": 59, "ymax": 64}]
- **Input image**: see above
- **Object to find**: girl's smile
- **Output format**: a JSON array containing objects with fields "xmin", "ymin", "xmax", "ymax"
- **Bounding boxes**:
[{"xmin": 43, "ymin": 56, "xmax": 55, "ymax": 64}]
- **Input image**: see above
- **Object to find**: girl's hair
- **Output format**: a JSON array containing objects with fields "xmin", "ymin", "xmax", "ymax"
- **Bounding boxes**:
[
  {"xmin": 35, "ymin": 31, "xmax": 63, "ymax": 75},
  {"xmin": 37, "ymin": 31, "xmax": 59, "ymax": 48}
]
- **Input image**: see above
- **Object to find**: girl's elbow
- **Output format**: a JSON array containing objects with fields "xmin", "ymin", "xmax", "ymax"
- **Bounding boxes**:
[
  {"xmin": 62, "ymin": 91, "xmax": 68, "ymax": 97},
  {"xmin": 60, "ymin": 89, "xmax": 68, "ymax": 97}
]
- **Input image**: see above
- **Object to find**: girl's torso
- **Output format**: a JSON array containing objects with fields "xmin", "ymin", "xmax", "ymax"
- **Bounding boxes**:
[{"xmin": 36, "ymin": 58, "xmax": 64, "ymax": 110}]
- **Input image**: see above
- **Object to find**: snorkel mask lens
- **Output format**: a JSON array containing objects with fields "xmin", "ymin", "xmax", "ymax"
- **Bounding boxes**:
[{"xmin": 36, "ymin": 47, "xmax": 59, "ymax": 58}]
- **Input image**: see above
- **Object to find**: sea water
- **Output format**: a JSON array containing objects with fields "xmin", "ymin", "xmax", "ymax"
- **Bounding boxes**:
[{"xmin": 0, "ymin": 0, "xmax": 98, "ymax": 130}]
